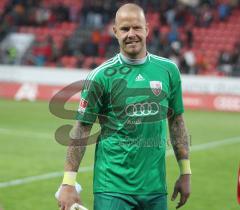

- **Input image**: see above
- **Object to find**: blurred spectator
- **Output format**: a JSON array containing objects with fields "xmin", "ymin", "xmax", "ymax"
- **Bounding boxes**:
[
  {"xmin": 218, "ymin": 2, "xmax": 230, "ymax": 21},
  {"xmin": 1, "ymin": 45, "xmax": 18, "ymax": 64},
  {"xmin": 82, "ymin": 39, "xmax": 98, "ymax": 57},
  {"xmin": 167, "ymin": 25, "xmax": 179, "ymax": 43},
  {"xmin": 201, "ymin": 4, "xmax": 214, "ymax": 27},
  {"xmin": 195, "ymin": 49, "xmax": 208, "ymax": 73},
  {"xmin": 7, "ymin": 46, "xmax": 18, "ymax": 64},
  {"xmin": 231, "ymin": 41, "xmax": 240, "ymax": 76},
  {"xmin": 0, "ymin": 16, "xmax": 12, "ymax": 41},
  {"xmin": 13, "ymin": 3, "xmax": 25, "ymax": 25},
  {"xmin": 183, "ymin": 47, "xmax": 197, "ymax": 74},
  {"xmin": 69, "ymin": 4, "xmax": 80, "ymax": 22},
  {"xmin": 232, "ymin": 41, "xmax": 240, "ymax": 62},
  {"xmin": 28, "ymin": 35, "xmax": 57, "ymax": 66},
  {"xmin": 84, "ymin": 2, "xmax": 104, "ymax": 29},
  {"xmin": 149, "ymin": 27, "xmax": 161, "ymax": 54},
  {"xmin": 178, "ymin": 53, "xmax": 189, "ymax": 74},
  {"xmin": 232, "ymin": 56, "xmax": 240, "ymax": 76},
  {"xmin": 76, "ymin": 55, "xmax": 84, "ymax": 68},
  {"xmin": 174, "ymin": 4, "xmax": 188, "ymax": 26},
  {"xmin": 91, "ymin": 29, "xmax": 101, "ymax": 45},
  {"xmin": 101, "ymin": 2, "xmax": 114, "ymax": 25},
  {"xmin": 60, "ymin": 36, "xmax": 73, "ymax": 57},
  {"xmin": 35, "ymin": 3, "xmax": 51, "ymax": 25},
  {"xmin": 53, "ymin": 3, "xmax": 70, "ymax": 22},
  {"xmin": 45, "ymin": 35, "xmax": 57, "ymax": 61},
  {"xmin": 165, "ymin": 6, "xmax": 176, "ymax": 26},
  {"xmin": 79, "ymin": 3, "xmax": 90, "ymax": 26},
  {"xmin": 217, "ymin": 50, "xmax": 233, "ymax": 75},
  {"xmin": 169, "ymin": 42, "xmax": 181, "ymax": 66},
  {"xmin": 179, "ymin": 0, "xmax": 200, "ymax": 7},
  {"xmin": 185, "ymin": 25, "xmax": 194, "ymax": 48}
]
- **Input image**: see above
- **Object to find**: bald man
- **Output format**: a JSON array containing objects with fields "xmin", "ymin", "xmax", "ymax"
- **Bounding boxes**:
[
  {"xmin": 113, "ymin": 3, "xmax": 148, "ymax": 59},
  {"xmin": 57, "ymin": 3, "xmax": 191, "ymax": 210}
]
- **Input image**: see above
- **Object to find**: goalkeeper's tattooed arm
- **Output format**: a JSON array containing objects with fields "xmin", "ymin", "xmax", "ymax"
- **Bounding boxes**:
[
  {"xmin": 168, "ymin": 114, "xmax": 191, "ymax": 209},
  {"xmin": 57, "ymin": 121, "xmax": 92, "ymax": 210},
  {"xmin": 168, "ymin": 114, "xmax": 189, "ymax": 160},
  {"xmin": 65, "ymin": 121, "xmax": 92, "ymax": 171}
]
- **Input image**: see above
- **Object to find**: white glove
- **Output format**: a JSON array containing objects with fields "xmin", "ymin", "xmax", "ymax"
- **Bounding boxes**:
[
  {"xmin": 55, "ymin": 182, "xmax": 82, "ymax": 199},
  {"xmin": 70, "ymin": 203, "xmax": 88, "ymax": 210}
]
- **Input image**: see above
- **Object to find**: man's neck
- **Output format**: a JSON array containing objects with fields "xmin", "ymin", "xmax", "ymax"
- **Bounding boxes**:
[{"xmin": 120, "ymin": 52, "xmax": 148, "ymax": 65}]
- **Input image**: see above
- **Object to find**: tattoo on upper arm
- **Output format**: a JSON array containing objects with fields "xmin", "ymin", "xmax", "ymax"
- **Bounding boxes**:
[{"xmin": 168, "ymin": 115, "xmax": 190, "ymax": 160}]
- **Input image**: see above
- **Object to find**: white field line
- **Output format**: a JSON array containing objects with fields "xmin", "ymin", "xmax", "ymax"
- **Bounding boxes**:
[
  {"xmin": 0, "ymin": 126, "xmax": 240, "ymax": 189},
  {"xmin": 166, "ymin": 136, "xmax": 240, "ymax": 156},
  {"xmin": 0, "ymin": 166, "xmax": 93, "ymax": 188},
  {"xmin": 0, "ymin": 127, "xmax": 51, "ymax": 139}
]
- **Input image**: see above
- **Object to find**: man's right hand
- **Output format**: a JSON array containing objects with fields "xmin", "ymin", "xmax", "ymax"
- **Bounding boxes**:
[{"xmin": 57, "ymin": 185, "xmax": 81, "ymax": 210}]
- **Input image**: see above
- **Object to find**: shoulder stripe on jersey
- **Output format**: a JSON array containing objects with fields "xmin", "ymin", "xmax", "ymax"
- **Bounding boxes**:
[
  {"xmin": 83, "ymin": 56, "xmax": 118, "ymax": 90},
  {"xmin": 149, "ymin": 54, "xmax": 178, "ymax": 68},
  {"xmin": 150, "ymin": 54, "xmax": 176, "ymax": 64},
  {"xmin": 100, "ymin": 56, "xmax": 116, "ymax": 66},
  {"xmin": 87, "ymin": 56, "xmax": 118, "ymax": 81},
  {"xmin": 117, "ymin": 54, "xmax": 122, "ymax": 64},
  {"xmin": 86, "ymin": 56, "xmax": 116, "ymax": 80},
  {"xmin": 84, "ymin": 57, "xmax": 119, "ymax": 90},
  {"xmin": 148, "ymin": 53, "xmax": 151, "ymax": 61},
  {"xmin": 88, "ymin": 56, "xmax": 119, "ymax": 81}
]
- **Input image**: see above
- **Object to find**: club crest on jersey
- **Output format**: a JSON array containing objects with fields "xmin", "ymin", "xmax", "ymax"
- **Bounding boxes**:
[
  {"xmin": 150, "ymin": 81, "xmax": 162, "ymax": 96},
  {"xmin": 78, "ymin": 98, "xmax": 88, "ymax": 113}
]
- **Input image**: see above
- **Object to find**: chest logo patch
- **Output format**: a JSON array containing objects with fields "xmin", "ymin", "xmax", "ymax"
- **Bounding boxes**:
[{"xmin": 150, "ymin": 81, "xmax": 162, "ymax": 96}]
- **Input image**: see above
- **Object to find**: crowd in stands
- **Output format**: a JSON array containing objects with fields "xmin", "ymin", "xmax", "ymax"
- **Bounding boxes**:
[
  {"xmin": 0, "ymin": 0, "xmax": 240, "ymax": 77},
  {"xmin": 217, "ymin": 41, "xmax": 240, "ymax": 76}
]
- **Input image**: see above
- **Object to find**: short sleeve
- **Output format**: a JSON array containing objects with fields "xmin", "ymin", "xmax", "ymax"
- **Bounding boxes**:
[
  {"xmin": 168, "ymin": 64, "xmax": 184, "ymax": 116},
  {"xmin": 76, "ymin": 77, "xmax": 105, "ymax": 124}
]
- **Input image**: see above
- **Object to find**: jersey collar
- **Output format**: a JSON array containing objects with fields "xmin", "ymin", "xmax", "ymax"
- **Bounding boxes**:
[{"xmin": 118, "ymin": 53, "xmax": 150, "ymax": 65}]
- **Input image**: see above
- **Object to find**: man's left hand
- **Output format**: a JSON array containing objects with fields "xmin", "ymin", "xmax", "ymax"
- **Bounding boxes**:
[{"xmin": 171, "ymin": 174, "xmax": 191, "ymax": 209}]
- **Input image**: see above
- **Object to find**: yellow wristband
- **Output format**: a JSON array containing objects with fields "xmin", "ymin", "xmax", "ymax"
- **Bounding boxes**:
[
  {"xmin": 62, "ymin": 171, "xmax": 77, "ymax": 186},
  {"xmin": 178, "ymin": 159, "xmax": 192, "ymax": 175}
]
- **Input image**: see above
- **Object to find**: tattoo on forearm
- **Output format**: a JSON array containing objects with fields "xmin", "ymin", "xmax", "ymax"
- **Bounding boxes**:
[
  {"xmin": 64, "ymin": 122, "xmax": 91, "ymax": 171},
  {"xmin": 168, "ymin": 115, "xmax": 190, "ymax": 160},
  {"xmin": 65, "ymin": 145, "xmax": 86, "ymax": 171}
]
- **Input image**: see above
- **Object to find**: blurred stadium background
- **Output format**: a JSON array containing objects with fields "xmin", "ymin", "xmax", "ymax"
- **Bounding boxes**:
[{"xmin": 0, "ymin": 0, "xmax": 240, "ymax": 210}]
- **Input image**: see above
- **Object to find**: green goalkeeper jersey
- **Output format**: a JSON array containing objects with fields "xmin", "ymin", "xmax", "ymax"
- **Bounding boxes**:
[{"xmin": 77, "ymin": 53, "xmax": 184, "ymax": 194}]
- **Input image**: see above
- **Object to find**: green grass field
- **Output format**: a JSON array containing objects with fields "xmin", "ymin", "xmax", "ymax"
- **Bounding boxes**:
[{"xmin": 0, "ymin": 99, "xmax": 239, "ymax": 210}]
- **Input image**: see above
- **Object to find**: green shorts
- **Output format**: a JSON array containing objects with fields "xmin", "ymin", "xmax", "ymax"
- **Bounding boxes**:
[{"xmin": 94, "ymin": 192, "xmax": 167, "ymax": 210}]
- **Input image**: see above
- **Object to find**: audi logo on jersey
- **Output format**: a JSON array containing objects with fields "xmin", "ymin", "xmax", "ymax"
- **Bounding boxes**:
[{"xmin": 125, "ymin": 102, "xmax": 159, "ymax": 117}]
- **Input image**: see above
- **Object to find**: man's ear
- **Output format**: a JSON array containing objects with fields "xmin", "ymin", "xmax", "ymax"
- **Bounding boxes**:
[
  {"xmin": 113, "ymin": 25, "xmax": 118, "ymax": 38},
  {"xmin": 145, "ymin": 22, "xmax": 149, "ymax": 36}
]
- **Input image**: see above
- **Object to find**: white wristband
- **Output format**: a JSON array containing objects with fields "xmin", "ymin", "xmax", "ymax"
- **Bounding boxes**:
[{"xmin": 55, "ymin": 182, "xmax": 82, "ymax": 199}]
